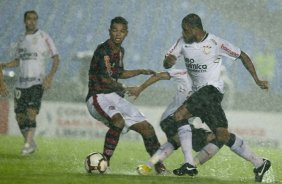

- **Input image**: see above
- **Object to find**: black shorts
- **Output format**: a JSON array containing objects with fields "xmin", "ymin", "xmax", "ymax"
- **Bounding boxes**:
[
  {"xmin": 14, "ymin": 85, "xmax": 44, "ymax": 114},
  {"xmin": 160, "ymin": 117, "xmax": 210, "ymax": 152},
  {"xmin": 192, "ymin": 127, "xmax": 210, "ymax": 152},
  {"xmin": 184, "ymin": 85, "xmax": 228, "ymax": 132}
]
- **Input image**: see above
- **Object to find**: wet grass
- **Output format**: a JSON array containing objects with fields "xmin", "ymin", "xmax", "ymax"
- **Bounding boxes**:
[{"xmin": 0, "ymin": 135, "xmax": 281, "ymax": 184}]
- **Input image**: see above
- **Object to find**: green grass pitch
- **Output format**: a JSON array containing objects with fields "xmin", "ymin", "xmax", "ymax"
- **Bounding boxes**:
[{"xmin": 0, "ymin": 135, "xmax": 281, "ymax": 184}]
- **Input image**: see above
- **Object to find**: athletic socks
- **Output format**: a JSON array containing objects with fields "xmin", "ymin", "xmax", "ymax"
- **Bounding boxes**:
[
  {"xmin": 194, "ymin": 143, "xmax": 220, "ymax": 166},
  {"xmin": 103, "ymin": 126, "xmax": 123, "ymax": 160},
  {"xmin": 178, "ymin": 124, "xmax": 195, "ymax": 166},
  {"xmin": 227, "ymin": 133, "xmax": 264, "ymax": 168},
  {"xmin": 20, "ymin": 127, "xmax": 29, "ymax": 143},
  {"xmin": 26, "ymin": 127, "xmax": 36, "ymax": 145},
  {"xmin": 147, "ymin": 142, "xmax": 175, "ymax": 167}
]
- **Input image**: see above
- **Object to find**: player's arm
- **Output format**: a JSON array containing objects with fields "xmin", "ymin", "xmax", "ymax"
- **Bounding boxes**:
[
  {"xmin": 239, "ymin": 51, "xmax": 268, "ymax": 90},
  {"xmin": 163, "ymin": 54, "xmax": 177, "ymax": 69},
  {"xmin": 100, "ymin": 76, "xmax": 125, "ymax": 92},
  {"xmin": 126, "ymin": 72, "xmax": 170, "ymax": 99},
  {"xmin": 119, "ymin": 69, "xmax": 156, "ymax": 79},
  {"xmin": 0, "ymin": 64, "xmax": 9, "ymax": 96},
  {"xmin": 43, "ymin": 55, "xmax": 60, "ymax": 90},
  {"xmin": 0, "ymin": 59, "xmax": 19, "ymax": 68}
]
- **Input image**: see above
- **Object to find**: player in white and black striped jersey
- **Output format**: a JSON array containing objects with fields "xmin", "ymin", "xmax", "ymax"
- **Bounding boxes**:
[
  {"xmin": 163, "ymin": 13, "xmax": 270, "ymax": 182},
  {"xmin": 0, "ymin": 10, "xmax": 60, "ymax": 156}
]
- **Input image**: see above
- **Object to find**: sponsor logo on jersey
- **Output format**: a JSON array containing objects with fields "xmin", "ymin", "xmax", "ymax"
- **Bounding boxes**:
[
  {"xmin": 203, "ymin": 45, "xmax": 212, "ymax": 54},
  {"xmin": 185, "ymin": 58, "xmax": 207, "ymax": 72},
  {"xmin": 220, "ymin": 44, "xmax": 240, "ymax": 58},
  {"xmin": 109, "ymin": 106, "xmax": 115, "ymax": 110},
  {"xmin": 19, "ymin": 48, "xmax": 38, "ymax": 60},
  {"xmin": 104, "ymin": 55, "xmax": 112, "ymax": 75}
]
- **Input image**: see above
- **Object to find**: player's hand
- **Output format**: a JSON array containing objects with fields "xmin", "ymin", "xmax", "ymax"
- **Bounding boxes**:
[
  {"xmin": 256, "ymin": 80, "xmax": 268, "ymax": 90},
  {"xmin": 0, "ymin": 82, "xmax": 9, "ymax": 97},
  {"xmin": 126, "ymin": 86, "xmax": 142, "ymax": 100},
  {"xmin": 43, "ymin": 76, "xmax": 53, "ymax": 90},
  {"xmin": 140, "ymin": 69, "xmax": 156, "ymax": 75},
  {"xmin": 163, "ymin": 54, "xmax": 176, "ymax": 69}
]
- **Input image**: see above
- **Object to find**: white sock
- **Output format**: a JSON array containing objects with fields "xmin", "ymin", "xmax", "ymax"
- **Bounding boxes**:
[
  {"xmin": 26, "ymin": 128, "xmax": 36, "ymax": 145},
  {"xmin": 20, "ymin": 127, "xmax": 29, "ymax": 143},
  {"xmin": 230, "ymin": 135, "xmax": 263, "ymax": 168},
  {"xmin": 194, "ymin": 143, "xmax": 220, "ymax": 166},
  {"xmin": 178, "ymin": 124, "xmax": 194, "ymax": 166},
  {"xmin": 147, "ymin": 142, "xmax": 174, "ymax": 167}
]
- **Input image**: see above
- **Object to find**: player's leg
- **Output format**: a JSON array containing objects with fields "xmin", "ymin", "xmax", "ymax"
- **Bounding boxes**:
[
  {"xmin": 14, "ymin": 88, "xmax": 29, "ymax": 142},
  {"xmin": 130, "ymin": 121, "xmax": 166, "ymax": 174},
  {"xmin": 139, "ymin": 116, "xmax": 180, "ymax": 167},
  {"xmin": 22, "ymin": 85, "xmax": 44, "ymax": 155},
  {"xmin": 103, "ymin": 113, "xmax": 124, "ymax": 161},
  {"xmin": 205, "ymin": 86, "xmax": 271, "ymax": 182},
  {"xmin": 173, "ymin": 87, "xmax": 216, "ymax": 176},
  {"xmin": 225, "ymin": 132, "xmax": 271, "ymax": 182},
  {"xmin": 15, "ymin": 112, "xmax": 29, "ymax": 143},
  {"xmin": 86, "ymin": 93, "xmax": 125, "ymax": 162},
  {"xmin": 136, "ymin": 114, "xmax": 181, "ymax": 175}
]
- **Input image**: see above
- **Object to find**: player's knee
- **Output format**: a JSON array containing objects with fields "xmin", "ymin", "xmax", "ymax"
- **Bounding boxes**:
[
  {"xmin": 111, "ymin": 113, "xmax": 125, "ymax": 129},
  {"xmin": 140, "ymin": 121, "xmax": 155, "ymax": 136},
  {"xmin": 26, "ymin": 108, "xmax": 38, "ymax": 121},
  {"xmin": 27, "ymin": 120, "xmax": 37, "ymax": 128},
  {"xmin": 215, "ymin": 128, "xmax": 230, "ymax": 143},
  {"xmin": 174, "ymin": 105, "xmax": 192, "ymax": 121},
  {"xmin": 225, "ymin": 133, "xmax": 236, "ymax": 147},
  {"xmin": 16, "ymin": 113, "xmax": 26, "ymax": 123},
  {"xmin": 131, "ymin": 121, "xmax": 155, "ymax": 137},
  {"xmin": 168, "ymin": 135, "xmax": 180, "ymax": 150},
  {"xmin": 160, "ymin": 117, "xmax": 177, "ymax": 138}
]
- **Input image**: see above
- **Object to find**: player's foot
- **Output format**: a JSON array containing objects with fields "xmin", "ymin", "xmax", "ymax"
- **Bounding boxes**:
[
  {"xmin": 253, "ymin": 159, "xmax": 271, "ymax": 182},
  {"xmin": 21, "ymin": 142, "xmax": 37, "ymax": 156},
  {"xmin": 173, "ymin": 162, "xmax": 198, "ymax": 176},
  {"xmin": 137, "ymin": 164, "xmax": 153, "ymax": 175},
  {"xmin": 154, "ymin": 162, "xmax": 169, "ymax": 175}
]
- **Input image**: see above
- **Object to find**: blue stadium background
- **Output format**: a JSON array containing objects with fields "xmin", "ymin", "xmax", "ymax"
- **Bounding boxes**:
[{"xmin": 0, "ymin": 0, "xmax": 281, "ymax": 110}]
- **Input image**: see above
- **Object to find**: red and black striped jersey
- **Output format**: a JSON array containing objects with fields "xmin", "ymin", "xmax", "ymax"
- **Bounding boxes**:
[{"xmin": 86, "ymin": 40, "xmax": 125, "ymax": 100}]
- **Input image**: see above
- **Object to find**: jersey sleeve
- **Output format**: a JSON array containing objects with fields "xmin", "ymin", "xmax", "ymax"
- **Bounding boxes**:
[
  {"xmin": 216, "ymin": 36, "xmax": 241, "ymax": 60},
  {"xmin": 43, "ymin": 32, "xmax": 59, "ymax": 57},
  {"xmin": 167, "ymin": 68, "xmax": 187, "ymax": 78},
  {"xmin": 165, "ymin": 37, "xmax": 184, "ymax": 59},
  {"xmin": 93, "ymin": 47, "xmax": 110, "ymax": 77}
]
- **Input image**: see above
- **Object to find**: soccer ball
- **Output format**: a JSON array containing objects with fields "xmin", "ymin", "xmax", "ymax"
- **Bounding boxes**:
[{"xmin": 84, "ymin": 152, "xmax": 108, "ymax": 174}]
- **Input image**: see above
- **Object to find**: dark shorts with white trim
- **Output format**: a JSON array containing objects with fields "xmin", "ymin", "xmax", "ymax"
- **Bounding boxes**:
[
  {"xmin": 14, "ymin": 84, "xmax": 44, "ymax": 114},
  {"xmin": 184, "ymin": 85, "xmax": 228, "ymax": 132}
]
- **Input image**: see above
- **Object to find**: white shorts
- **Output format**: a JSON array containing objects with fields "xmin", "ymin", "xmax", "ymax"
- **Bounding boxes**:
[
  {"xmin": 86, "ymin": 92, "xmax": 147, "ymax": 133},
  {"xmin": 160, "ymin": 92, "xmax": 188, "ymax": 121}
]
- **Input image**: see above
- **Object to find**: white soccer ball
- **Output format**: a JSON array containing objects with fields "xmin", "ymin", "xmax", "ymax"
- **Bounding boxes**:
[{"xmin": 84, "ymin": 152, "xmax": 108, "ymax": 174}]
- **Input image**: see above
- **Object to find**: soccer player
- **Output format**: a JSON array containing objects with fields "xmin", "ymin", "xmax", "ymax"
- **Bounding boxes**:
[
  {"xmin": 126, "ymin": 69, "xmax": 213, "ymax": 174},
  {"xmin": 162, "ymin": 13, "xmax": 270, "ymax": 182},
  {"xmin": 128, "ymin": 69, "xmax": 267, "ymax": 177},
  {"xmin": 0, "ymin": 10, "xmax": 60, "ymax": 156},
  {"xmin": 85, "ymin": 16, "xmax": 165, "ymax": 174}
]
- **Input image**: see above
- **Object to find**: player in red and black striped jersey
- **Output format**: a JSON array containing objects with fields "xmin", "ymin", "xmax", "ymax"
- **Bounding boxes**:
[
  {"xmin": 86, "ymin": 39, "xmax": 125, "ymax": 99},
  {"xmin": 86, "ymin": 16, "xmax": 166, "ymax": 174}
]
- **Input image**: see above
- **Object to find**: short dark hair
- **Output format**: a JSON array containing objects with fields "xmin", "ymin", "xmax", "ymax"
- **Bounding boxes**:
[
  {"xmin": 24, "ymin": 10, "xmax": 38, "ymax": 21},
  {"xmin": 182, "ymin": 13, "xmax": 203, "ymax": 30},
  {"xmin": 110, "ymin": 16, "xmax": 128, "ymax": 29}
]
